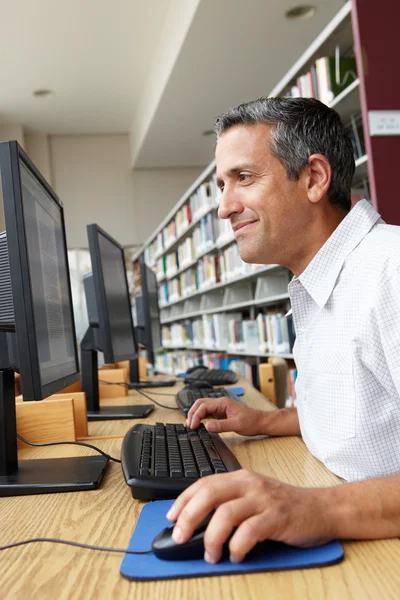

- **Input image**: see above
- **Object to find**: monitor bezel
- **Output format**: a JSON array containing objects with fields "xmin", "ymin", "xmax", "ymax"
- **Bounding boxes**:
[
  {"xmin": 86, "ymin": 223, "xmax": 138, "ymax": 363},
  {"xmin": 0, "ymin": 140, "xmax": 80, "ymax": 399}
]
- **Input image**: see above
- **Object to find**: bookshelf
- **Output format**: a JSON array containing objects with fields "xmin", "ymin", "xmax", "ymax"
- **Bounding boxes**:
[{"xmin": 132, "ymin": 0, "xmax": 397, "ymax": 401}]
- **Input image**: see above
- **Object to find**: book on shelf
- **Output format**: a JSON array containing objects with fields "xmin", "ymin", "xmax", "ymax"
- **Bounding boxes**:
[
  {"xmin": 179, "ymin": 267, "xmax": 197, "ymax": 297},
  {"xmin": 345, "ymin": 113, "xmax": 365, "ymax": 161},
  {"xmin": 166, "ymin": 250, "xmax": 179, "ymax": 278},
  {"xmin": 285, "ymin": 368, "xmax": 298, "ymax": 408},
  {"xmin": 177, "ymin": 237, "xmax": 195, "ymax": 270},
  {"xmin": 176, "ymin": 203, "xmax": 192, "ymax": 237},
  {"xmin": 288, "ymin": 55, "xmax": 357, "ymax": 106},
  {"xmin": 190, "ymin": 180, "xmax": 216, "ymax": 220}
]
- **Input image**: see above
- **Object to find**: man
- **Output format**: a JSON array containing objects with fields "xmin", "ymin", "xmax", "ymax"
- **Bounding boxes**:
[{"xmin": 166, "ymin": 97, "xmax": 400, "ymax": 565}]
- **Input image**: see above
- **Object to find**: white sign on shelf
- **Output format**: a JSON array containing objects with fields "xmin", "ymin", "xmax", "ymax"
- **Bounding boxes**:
[{"xmin": 368, "ymin": 111, "xmax": 400, "ymax": 136}]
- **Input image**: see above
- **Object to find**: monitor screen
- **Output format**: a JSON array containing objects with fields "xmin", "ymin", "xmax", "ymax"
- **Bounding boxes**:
[
  {"xmin": 90, "ymin": 226, "xmax": 136, "ymax": 363},
  {"xmin": 18, "ymin": 158, "xmax": 77, "ymax": 387},
  {"xmin": 144, "ymin": 264, "xmax": 163, "ymax": 353}
]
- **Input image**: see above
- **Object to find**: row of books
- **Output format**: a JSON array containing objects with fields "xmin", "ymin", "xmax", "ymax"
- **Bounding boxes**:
[
  {"xmin": 219, "ymin": 244, "xmax": 263, "ymax": 282},
  {"xmin": 158, "ymin": 255, "xmax": 264, "ymax": 306},
  {"xmin": 161, "ymin": 311, "xmax": 295, "ymax": 355},
  {"xmin": 288, "ymin": 55, "xmax": 357, "ymax": 106},
  {"xmin": 154, "ymin": 350, "xmax": 254, "ymax": 384},
  {"xmin": 144, "ymin": 176, "xmax": 221, "ymax": 267},
  {"xmin": 155, "ymin": 212, "xmax": 230, "ymax": 281}
]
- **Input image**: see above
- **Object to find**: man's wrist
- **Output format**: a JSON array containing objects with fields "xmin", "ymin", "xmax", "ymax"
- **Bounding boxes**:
[
  {"xmin": 316, "ymin": 484, "xmax": 356, "ymax": 540},
  {"xmin": 254, "ymin": 407, "xmax": 301, "ymax": 437}
]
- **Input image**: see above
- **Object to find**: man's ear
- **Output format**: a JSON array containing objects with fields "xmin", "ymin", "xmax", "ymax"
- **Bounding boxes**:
[{"xmin": 306, "ymin": 154, "xmax": 331, "ymax": 204}]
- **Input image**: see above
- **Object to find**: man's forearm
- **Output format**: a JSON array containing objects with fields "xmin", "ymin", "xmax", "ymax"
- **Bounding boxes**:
[
  {"xmin": 258, "ymin": 407, "xmax": 301, "ymax": 436},
  {"xmin": 322, "ymin": 474, "xmax": 400, "ymax": 540}
]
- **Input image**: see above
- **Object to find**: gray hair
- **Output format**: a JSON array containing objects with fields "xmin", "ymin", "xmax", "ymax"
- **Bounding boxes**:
[{"xmin": 214, "ymin": 97, "xmax": 355, "ymax": 212}]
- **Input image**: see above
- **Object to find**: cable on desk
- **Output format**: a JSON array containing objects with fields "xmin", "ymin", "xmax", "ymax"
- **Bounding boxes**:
[
  {"xmin": 98, "ymin": 380, "xmax": 180, "ymax": 411},
  {"xmin": 0, "ymin": 537, "xmax": 152, "ymax": 554},
  {"xmin": 135, "ymin": 388, "xmax": 180, "ymax": 410},
  {"xmin": 17, "ymin": 434, "xmax": 122, "ymax": 464}
]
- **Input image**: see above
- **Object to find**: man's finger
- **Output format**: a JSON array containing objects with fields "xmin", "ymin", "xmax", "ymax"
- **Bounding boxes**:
[
  {"xmin": 166, "ymin": 472, "xmax": 229, "ymax": 521},
  {"xmin": 172, "ymin": 473, "xmax": 248, "ymax": 545},
  {"xmin": 205, "ymin": 417, "xmax": 237, "ymax": 433},
  {"xmin": 203, "ymin": 498, "xmax": 259, "ymax": 564},
  {"xmin": 229, "ymin": 513, "xmax": 273, "ymax": 563},
  {"xmin": 187, "ymin": 398, "xmax": 227, "ymax": 428}
]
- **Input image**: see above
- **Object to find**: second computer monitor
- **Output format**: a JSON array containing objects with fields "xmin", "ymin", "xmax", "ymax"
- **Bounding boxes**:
[
  {"xmin": 87, "ymin": 223, "xmax": 137, "ymax": 364},
  {"xmin": 81, "ymin": 224, "xmax": 154, "ymax": 419},
  {"xmin": 135, "ymin": 257, "xmax": 162, "ymax": 366}
]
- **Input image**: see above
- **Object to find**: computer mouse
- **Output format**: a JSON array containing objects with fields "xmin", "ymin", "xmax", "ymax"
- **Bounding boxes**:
[
  {"xmin": 152, "ymin": 513, "xmax": 214, "ymax": 561},
  {"xmin": 152, "ymin": 513, "xmax": 274, "ymax": 561},
  {"xmin": 186, "ymin": 365, "xmax": 208, "ymax": 374},
  {"xmin": 187, "ymin": 381, "xmax": 214, "ymax": 391}
]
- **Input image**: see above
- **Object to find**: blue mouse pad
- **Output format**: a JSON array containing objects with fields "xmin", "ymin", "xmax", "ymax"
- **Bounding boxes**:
[
  {"xmin": 224, "ymin": 386, "xmax": 244, "ymax": 396},
  {"xmin": 120, "ymin": 500, "xmax": 344, "ymax": 581}
]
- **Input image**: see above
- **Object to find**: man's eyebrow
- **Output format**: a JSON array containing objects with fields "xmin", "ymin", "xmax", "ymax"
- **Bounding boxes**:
[{"xmin": 216, "ymin": 164, "xmax": 253, "ymax": 188}]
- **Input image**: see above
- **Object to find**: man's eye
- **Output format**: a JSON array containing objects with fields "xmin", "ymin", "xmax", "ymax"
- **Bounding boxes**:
[{"xmin": 239, "ymin": 173, "xmax": 251, "ymax": 182}]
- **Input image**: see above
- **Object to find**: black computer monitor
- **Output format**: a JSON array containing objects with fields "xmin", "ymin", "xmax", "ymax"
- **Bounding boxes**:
[
  {"xmin": 129, "ymin": 256, "xmax": 175, "ymax": 388},
  {"xmin": 81, "ymin": 224, "xmax": 153, "ymax": 420},
  {"xmin": 0, "ymin": 141, "xmax": 108, "ymax": 496}
]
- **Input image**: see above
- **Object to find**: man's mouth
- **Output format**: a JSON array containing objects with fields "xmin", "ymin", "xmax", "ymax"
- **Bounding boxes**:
[{"xmin": 232, "ymin": 220, "xmax": 257, "ymax": 235}]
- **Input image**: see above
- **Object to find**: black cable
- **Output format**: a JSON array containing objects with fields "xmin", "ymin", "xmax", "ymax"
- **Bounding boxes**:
[
  {"xmin": 17, "ymin": 434, "xmax": 121, "ymax": 464},
  {"xmin": 141, "ymin": 391, "xmax": 177, "ymax": 397},
  {"xmin": 98, "ymin": 380, "xmax": 180, "ymax": 411},
  {"xmin": 0, "ymin": 537, "xmax": 152, "ymax": 554},
  {"xmin": 135, "ymin": 388, "xmax": 180, "ymax": 411}
]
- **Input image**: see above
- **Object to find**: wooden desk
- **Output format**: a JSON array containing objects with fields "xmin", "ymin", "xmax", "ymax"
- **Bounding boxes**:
[{"xmin": 3, "ymin": 388, "xmax": 400, "ymax": 598}]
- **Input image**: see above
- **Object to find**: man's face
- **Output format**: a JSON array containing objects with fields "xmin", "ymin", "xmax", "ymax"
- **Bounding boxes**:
[{"xmin": 216, "ymin": 123, "xmax": 310, "ymax": 267}]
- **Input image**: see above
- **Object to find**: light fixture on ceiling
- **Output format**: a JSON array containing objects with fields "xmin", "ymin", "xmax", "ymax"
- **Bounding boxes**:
[
  {"xmin": 285, "ymin": 5, "xmax": 317, "ymax": 20},
  {"xmin": 202, "ymin": 129, "xmax": 214, "ymax": 137},
  {"xmin": 32, "ymin": 89, "xmax": 54, "ymax": 98}
]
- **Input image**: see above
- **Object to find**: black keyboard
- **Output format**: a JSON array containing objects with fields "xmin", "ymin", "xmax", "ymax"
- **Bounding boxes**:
[
  {"xmin": 121, "ymin": 422, "xmax": 241, "ymax": 501},
  {"xmin": 184, "ymin": 368, "xmax": 238, "ymax": 385},
  {"xmin": 176, "ymin": 386, "xmax": 244, "ymax": 415}
]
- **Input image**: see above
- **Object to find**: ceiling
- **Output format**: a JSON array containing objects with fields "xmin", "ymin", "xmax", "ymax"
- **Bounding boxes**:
[{"xmin": 0, "ymin": 0, "xmax": 346, "ymax": 168}]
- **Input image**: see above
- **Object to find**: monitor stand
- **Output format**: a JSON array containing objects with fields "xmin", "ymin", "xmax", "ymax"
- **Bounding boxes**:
[
  {"xmin": 80, "ymin": 330, "xmax": 152, "ymax": 421},
  {"xmin": 0, "ymin": 369, "xmax": 108, "ymax": 497},
  {"xmin": 128, "ymin": 358, "xmax": 175, "ymax": 388}
]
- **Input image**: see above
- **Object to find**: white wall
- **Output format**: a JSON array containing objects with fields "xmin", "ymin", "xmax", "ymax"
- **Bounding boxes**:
[
  {"xmin": 0, "ymin": 124, "xmax": 25, "ymax": 148},
  {"xmin": 132, "ymin": 166, "xmax": 203, "ymax": 244},
  {"xmin": 50, "ymin": 134, "xmax": 202, "ymax": 248},
  {"xmin": 25, "ymin": 132, "xmax": 52, "ymax": 184}
]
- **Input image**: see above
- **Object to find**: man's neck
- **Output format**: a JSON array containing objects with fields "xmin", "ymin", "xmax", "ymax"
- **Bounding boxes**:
[{"xmin": 289, "ymin": 207, "xmax": 348, "ymax": 277}]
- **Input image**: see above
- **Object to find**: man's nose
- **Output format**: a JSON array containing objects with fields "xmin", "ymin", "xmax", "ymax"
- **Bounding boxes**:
[{"xmin": 218, "ymin": 189, "xmax": 243, "ymax": 220}]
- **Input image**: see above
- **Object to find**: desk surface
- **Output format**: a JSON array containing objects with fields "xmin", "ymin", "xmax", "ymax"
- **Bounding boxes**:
[{"xmin": 3, "ymin": 382, "xmax": 400, "ymax": 599}]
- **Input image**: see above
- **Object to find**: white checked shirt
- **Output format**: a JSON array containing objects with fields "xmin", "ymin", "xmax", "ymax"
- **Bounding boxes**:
[{"xmin": 289, "ymin": 200, "xmax": 400, "ymax": 482}]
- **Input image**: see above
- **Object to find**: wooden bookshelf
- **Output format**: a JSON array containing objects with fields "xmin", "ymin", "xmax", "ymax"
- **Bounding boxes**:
[{"xmin": 132, "ymin": 0, "xmax": 394, "ymax": 397}]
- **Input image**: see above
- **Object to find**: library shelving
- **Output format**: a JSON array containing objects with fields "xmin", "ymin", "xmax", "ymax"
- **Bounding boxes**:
[{"xmin": 132, "ymin": 0, "xmax": 398, "ymax": 404}]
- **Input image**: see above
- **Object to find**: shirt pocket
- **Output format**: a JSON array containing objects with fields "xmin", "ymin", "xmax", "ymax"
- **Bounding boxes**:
[{"xmin": 305, "ymin": 350, "xmax": 356, "ymax": 442}]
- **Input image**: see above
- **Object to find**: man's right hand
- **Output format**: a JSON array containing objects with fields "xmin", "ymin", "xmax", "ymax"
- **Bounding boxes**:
[{"xmin": 186, "ymin": 396, "xmax": 267, "ymax": 436}]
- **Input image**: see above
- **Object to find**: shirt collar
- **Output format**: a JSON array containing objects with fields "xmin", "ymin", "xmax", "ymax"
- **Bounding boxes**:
[{"xmin": 295, "ymin": 200, "xmax": 382, "ymax": 308}]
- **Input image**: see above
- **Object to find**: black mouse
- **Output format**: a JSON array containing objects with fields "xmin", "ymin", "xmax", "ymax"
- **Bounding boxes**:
[
  {"xmin": 187, "ymin": 381, "xmax": 214, "ymax": 391},
  {"xmin": 186, "ymin": 365, "xmax": 208, "ymax": 374},
  {"xmin": 152, "ymin": 513, "xmax": 214, "ymax": 561},
  {"xmin": 152, "ymin": 514, "xmax": 274, "ymax": 561}
]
